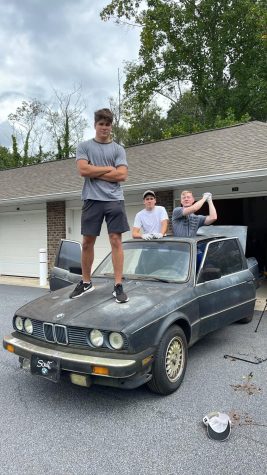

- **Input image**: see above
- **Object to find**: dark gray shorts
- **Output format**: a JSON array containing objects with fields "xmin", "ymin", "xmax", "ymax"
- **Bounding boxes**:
[{"xmin": 81, "ymin": 200, "xmax": 130, "ymax": 236}]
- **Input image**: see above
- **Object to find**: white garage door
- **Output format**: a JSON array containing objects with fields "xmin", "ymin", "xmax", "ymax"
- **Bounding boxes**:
[
  {"xmin": 70, "ymin": 204, "xmax": 142, "ymax": 270},
  {"xmin": 0, "ymin": 211, "xmax": 47, "ymax": 277}
]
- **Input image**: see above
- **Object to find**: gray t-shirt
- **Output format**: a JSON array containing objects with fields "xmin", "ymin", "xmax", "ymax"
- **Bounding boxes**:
[
  {"xmin": 172, "ymin": 207, "xmax": 206, "ymax": 237},
  {"xmin": 76, "ymin": 139, "xmax": 128, "ymax": 201}
]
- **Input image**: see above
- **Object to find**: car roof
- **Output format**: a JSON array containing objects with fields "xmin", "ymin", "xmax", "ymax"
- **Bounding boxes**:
[{"xmin": 123, "ymin": 235, "xmax": 225, "ymax": 244}]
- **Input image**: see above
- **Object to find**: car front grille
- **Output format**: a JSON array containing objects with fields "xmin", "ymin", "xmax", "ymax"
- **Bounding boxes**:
[
  {"xmin": 43, "ymin": 323, "xmax": 54, "ymax": 343},
  {"xmin": 41, "ymin": 323, "xmax": 68, "ymax": 345},
  {"xmin": 55, "ymin": 325, "xmax": 68, "ymax": 345},
  {"xmin": 15, "ymin": 319, "xmax": 128, "ymax": 350}
]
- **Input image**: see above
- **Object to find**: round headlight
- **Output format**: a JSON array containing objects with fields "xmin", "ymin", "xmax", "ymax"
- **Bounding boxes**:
[
  {"xmin": 89, "ymin": 329, "xmax": 104, "ymax": 347},
  {"xmin": 24, "ymin": 318, "xmax": 33, "ymax": 334},
  {"xmin": 109, "ymin": 332, "xmax": 124, "ymax": 350},
  {"xmin": 15, "ymin": 316, "xmax": 23, "ymax": 331}
]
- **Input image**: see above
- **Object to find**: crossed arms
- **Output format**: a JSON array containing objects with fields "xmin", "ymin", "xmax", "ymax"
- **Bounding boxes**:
[{"xmin": 77, "ymin": 159, "xmax": 128, "ymax": 182}]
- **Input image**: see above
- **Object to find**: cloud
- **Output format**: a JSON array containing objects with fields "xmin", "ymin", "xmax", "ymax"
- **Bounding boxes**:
[
  {"xmin": 0, "ymin": 121, "xmax": 13, "ymax": 147},
  {"xmin": 0, "ymin": 0, "xmax": 140, "ymax": 142}
]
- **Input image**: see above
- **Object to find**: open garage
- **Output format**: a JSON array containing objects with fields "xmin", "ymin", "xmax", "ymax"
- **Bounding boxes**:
[{"xmin": 215, "ymin": 197, "xmax": 267, "ymax": 273}]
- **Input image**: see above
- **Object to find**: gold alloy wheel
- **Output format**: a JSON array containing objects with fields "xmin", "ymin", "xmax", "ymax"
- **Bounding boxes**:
[{"xmin": 165, "ymin": 336, "xmax": 184, "ymax": 382}]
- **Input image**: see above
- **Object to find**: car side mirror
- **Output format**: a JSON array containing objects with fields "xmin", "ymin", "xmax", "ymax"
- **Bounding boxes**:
[
  {"xmin": 199, "ymin": 267, "xmax": 222, "ymax": 283},
  {"xmin": 69, "ymin": 266, "xmax": 82, "ymax": 275}
]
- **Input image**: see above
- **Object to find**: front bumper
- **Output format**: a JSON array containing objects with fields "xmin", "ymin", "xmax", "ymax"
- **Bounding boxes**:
[{"xmin": 3, "ymin": 333, "xmax": 154, "ymax": 389}]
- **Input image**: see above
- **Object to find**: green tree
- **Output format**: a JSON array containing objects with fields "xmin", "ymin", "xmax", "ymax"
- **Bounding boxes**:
[
  {"xmin": 101, "ymin": 0, "xmax": 267, "ymax": 125},
  {"xmin": 45, "ymin": 87, "xmax": 87, "ymax": 159},
  {"xmin": 124, "ymin": 102, "xmax": 166, "ymax": 145},
  {"xmin": 109, "ymin": 69, "xmax": 129, "ymax": 144},
  {"xmin": 8, "ymin": 100, "xmax": 44, "ymax": 165},
  {"xmin": 109, "ymin": 95, "xmax": 129, "ymax": 145},
  {"xmin": 166, "ymin": 91, "xmax": 205, "ymax": 134},
  {"xmin": 11, "ymin": 135, "xmax": 21, "ymax": 166},
  {"xmin": 163, "ymin": 91, "xmax": 251, "ymax": 138},
  {"xmin": 0, "ymin": 145, "xmax": 15, "ymax": 169}
]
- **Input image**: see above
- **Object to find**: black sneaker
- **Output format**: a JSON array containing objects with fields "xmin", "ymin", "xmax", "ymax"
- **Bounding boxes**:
[
  {"xmin": 112, "ymin": 283, "xmax": 129, "ymax": 303},
  {"xmin": 69, "ymin": 280, "xmax": 95, "ymax": 299}
]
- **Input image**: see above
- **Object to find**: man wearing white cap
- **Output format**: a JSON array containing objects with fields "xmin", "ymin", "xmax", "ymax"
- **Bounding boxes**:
[{"xmin": 132, "ymin": 190, "xmax": 169, "ymax": 240}]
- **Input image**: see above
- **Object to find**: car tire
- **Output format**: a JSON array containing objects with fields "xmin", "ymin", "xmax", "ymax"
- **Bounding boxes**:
[
  {"xmin": 238, "ymin": 313, "xmax": 254, "ymax": 324},
  {"xmin": 147, "ymin": 325, "xmax": 188, "ymax": 395}
]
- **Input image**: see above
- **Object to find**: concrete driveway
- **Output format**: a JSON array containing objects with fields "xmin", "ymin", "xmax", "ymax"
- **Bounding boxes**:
[{"xmin": 1, "ymin": 283, "xmax": 267, "ymax": 475}]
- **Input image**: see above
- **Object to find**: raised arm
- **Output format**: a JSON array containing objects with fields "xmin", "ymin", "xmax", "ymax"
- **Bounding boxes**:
[
  {"xmin": 182, "ymin": 195, "xmax": 207, "ymax": 216},
  {"xmin": 204, "ymin": 196, "xmax": 217, "ymax": 225}
]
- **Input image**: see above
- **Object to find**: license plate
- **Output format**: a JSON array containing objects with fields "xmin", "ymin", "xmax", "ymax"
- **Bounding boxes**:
[{"xmin": 31, "ymin": 355, "xmax": 60, "ymax": 382}]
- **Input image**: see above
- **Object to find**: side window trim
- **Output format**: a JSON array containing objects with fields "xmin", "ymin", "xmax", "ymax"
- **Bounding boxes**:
[
  {"xmin": 55, "ymin": 239, "xmax": 82, "ymax": 271},
  {"xmin": 196, "ymin": 237, "xmax": 243, "ymax": 285}
]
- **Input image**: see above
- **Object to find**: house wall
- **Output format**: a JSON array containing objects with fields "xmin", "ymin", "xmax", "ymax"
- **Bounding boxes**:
[{"xmin": 47, "ymin": 201, "xmax": 66, "ymax": 273}]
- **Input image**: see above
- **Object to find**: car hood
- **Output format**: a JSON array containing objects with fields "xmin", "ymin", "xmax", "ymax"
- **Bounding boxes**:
[{"xmin": 16, "ymin": 278, "xmax": 190, "ymax": 333}]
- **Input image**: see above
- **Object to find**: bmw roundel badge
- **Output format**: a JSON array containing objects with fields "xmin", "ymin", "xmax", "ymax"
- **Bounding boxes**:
[{"xmin": 56, "ymin": 313, "xmax": 65, "ymax": 320}]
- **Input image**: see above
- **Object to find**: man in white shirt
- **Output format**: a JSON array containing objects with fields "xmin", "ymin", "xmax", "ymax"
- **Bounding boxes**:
[{"xmin": 132, "ymin": 190, "xmax": 169, "ymax": 240}]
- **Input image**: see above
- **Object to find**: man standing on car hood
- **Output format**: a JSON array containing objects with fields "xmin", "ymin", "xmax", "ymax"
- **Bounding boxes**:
[{"xmin": 69, "ymin": 108, "xmax": 129, "ymax": 303}]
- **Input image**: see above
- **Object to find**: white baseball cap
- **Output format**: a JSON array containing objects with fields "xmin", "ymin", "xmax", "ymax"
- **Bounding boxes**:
[
  {"xmin": 143, "ymin": 190, "xmax": 156, "ymax": 199},
  {"xmin": 203, "ymin": 412, "xmax": 231, "ymax": 441}
]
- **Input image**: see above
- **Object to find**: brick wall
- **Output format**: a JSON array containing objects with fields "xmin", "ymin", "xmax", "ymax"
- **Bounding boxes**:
[
  {"xmin": 156, "ymin": 190, "xmax": 174, "ymax": 234},
  {"xmin": 47, "ymin": 201, "xmax": 66, "ymax": 273}
]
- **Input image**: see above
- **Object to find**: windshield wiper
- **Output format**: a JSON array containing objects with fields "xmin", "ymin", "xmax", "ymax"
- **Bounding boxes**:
[
  {"xmin": 94, "ymin": 272, "xmax": 172, "ymax": 283},
  {"xmin": 93, "ymin": 272, "xmax": 114, "ymax": 278},
  {"xmin": 123, "ymin": 274, "xmax": 171, "ymax": 283}
]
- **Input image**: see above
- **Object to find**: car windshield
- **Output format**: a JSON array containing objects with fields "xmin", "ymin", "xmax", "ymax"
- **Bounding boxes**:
[{"xmin": 93, "ymin": 241, "xmax": 191, "ymax": 283}]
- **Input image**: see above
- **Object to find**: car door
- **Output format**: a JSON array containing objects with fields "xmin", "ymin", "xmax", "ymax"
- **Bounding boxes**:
[
  {"xmin": 195, "ymin": 238, "xmax": 256, "ymax": 336},
  {"xmin": 49, "ymin": 240, "xmax": 82, "ymax": 291}
]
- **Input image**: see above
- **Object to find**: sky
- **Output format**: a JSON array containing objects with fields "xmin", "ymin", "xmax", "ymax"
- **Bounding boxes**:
[{"xmin": 0, "ymin": 0, "xmax": 140, "ymax": 147}]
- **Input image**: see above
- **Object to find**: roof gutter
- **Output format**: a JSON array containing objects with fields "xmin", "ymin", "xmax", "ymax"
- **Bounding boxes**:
[
  {"xmin": 123, "ymin": 168, "xmax": 267, "ymax": 192},
  {"xmin": 0, "ymin": 191, "xmax": 82, "ymax": 206}
]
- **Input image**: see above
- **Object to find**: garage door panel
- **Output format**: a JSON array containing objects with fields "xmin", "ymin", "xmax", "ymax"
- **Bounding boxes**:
[
  {"xmin": 1, "ymin": 256, "xmax": 39, "ymax": 276},
  {"xmin": 0, "ymin": 212, "xmax": 47, "ymax": 277}
]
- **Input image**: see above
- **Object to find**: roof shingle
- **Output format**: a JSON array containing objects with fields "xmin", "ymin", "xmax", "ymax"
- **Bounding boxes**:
[{"xmin": 0, "ymin": 121, "xmax": 266, "ymax": 203}]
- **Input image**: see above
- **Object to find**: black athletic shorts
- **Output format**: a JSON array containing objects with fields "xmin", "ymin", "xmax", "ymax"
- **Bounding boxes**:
[{"xmin": 81, "ymin": 200, "xmax": 130, "ymax": 236}]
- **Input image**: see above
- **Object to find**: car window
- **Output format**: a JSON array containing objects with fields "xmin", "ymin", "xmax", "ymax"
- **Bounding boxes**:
[
  {"xmin": 56, "ymin": 240, "xmax": 82, "ymax": 271},
  {"xmin": 200, "ymin": 238, "xmax": 243, "ymax": 279},
  {"xmin": 94, "ymin": 241, "xmax": 191, "ymax": 282}
]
